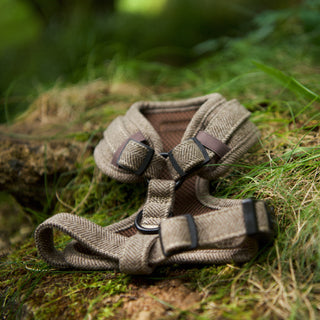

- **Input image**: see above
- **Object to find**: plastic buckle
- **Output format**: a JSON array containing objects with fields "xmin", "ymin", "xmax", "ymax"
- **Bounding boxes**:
[{"xmin": 117, "ymin": 139, "xmax": 154, "ymax": 175}]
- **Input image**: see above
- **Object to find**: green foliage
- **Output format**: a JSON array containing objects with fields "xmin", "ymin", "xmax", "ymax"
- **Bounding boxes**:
[
  {"xmin": 0, "ymin": 0, "xmax": 41, "ymax": 53},
  {"xmin": 0, "ymin": 238, "xmax": 131, "ymax": 319},
  {"xmin": 252, "ymin": 61, "xmax": 320, "ymax": 102},
  {"xmin": 0, "ymin": 0, "xmax": 308, "ymax": 123}
]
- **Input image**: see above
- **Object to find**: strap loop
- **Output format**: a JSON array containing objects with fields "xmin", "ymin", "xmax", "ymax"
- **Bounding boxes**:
[
  {"xmin": 242, "ymin": 198, "xmax": 259, "ymax": 236},
  {"xmin": 160, "ymin": 214, "xmax": 198, "ymax": 256},
  {"xmin": 166, "ymin": 132, "xmax": 230, "ymax": 181},
  {"xmin": 117, "ymin": 139, "xmax": 154, "ymax": 175},
  {"xmin": 167, "ymin": 137, "xmax": 210, "ymax": 180},
  {"xmin": 196, "ymin": 131, "xmax": 230, "ymax": 159}
]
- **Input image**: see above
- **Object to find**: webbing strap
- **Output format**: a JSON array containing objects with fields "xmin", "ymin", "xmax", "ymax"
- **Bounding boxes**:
[
  {"xmin": 112, "ymin": 131, "xmax": 166, "ymax": 177},
  {"xmin": 159, "ymin": 200, "xmax": 273, "ymax": 256},
  {"xmin": 137, "ymin": 179, "xmax": 176, "ymax": 230},
  {"xmin": 114, "ymin": 130, "xmax": 230, "ymax": 182},
  {"xmin": 166, "ymin": 131, "xmax": 230, "ymax": 180},
  {"xmin": 34, "ymin": 199, "xmax": 274, "ymax": 274},
  {"xmin": 34, "ymin": 213, "xmax": 126, "ymax": 268}
]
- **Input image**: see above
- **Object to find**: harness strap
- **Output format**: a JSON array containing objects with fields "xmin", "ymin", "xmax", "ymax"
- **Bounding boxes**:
[
  {"xmin": 112, "ymin": 131, "xmax": 166, "ymax": 177},
  {"xmin": 159, "ymin": 199, "xmax": 273, "ymax": 256},
  {"xmin": 166, "ymin": 131, "xmax": 230, "ymax": 180},
  {"xmin": 98, "ymin": 94, "xmax": 258, "ymax": 183},
  {"xmin": 35, "ymin": 213, "xmax": 126, "ymax": 268},
  {"xmin": 34, "ymin": 94, "xmax": 273, "ymax": 274},
  {"xmin": 135, "ymin": 179, "xmax": 176, "ymax": 231},
  {"xmin": 112, "ymin": 103, "xmax": 252, "ymax": 182},
  {"xmin": 64, "ymin": 241, "xmax": 119, "ymax": 270},
  {"xmin": 34, "ymin": 198, "xmax": 274, "ymax": 274}
]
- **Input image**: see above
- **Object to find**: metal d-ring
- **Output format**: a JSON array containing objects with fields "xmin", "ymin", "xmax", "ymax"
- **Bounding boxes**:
[{"xmin": 134, "ymin": 210, "xmax": 160, "ymax": 234}]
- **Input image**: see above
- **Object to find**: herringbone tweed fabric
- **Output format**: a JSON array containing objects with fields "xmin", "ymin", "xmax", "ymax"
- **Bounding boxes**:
[{"xmin": 35, "ymin": 93, "xmax": 275, "ymax": 274}]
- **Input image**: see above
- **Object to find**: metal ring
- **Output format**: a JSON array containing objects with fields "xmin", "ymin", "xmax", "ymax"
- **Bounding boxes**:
[
  {"xmin": 174, "ymin": 178, "xmax": 183, "ymax": 190},
  {"xmin": 134, "ymin": 210, "xmax": 160, "ymax": 234}
]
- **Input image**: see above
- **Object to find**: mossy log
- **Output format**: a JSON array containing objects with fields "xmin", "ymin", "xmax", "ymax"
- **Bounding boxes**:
[{"xmin": 0, "ymin": 137, "xmax": 83, "ymax": 208}]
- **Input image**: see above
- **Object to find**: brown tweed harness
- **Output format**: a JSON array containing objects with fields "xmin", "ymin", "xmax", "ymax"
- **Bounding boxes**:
[{"xmin": 35, "ymin": 93, "xmax": 275, "ymax": 274}]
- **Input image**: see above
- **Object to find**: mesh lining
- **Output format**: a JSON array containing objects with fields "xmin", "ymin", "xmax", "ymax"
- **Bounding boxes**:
[
  {"xmin": 145, "ymin": 110, "xmax": 197, "ymax": 151},
  {"xmin": 118, "ymin": 226, "xmax": 138, "ymax": 237},
  {"xmin": 173, "ymin": 177, "xmax": 212, "ymax": 216}
]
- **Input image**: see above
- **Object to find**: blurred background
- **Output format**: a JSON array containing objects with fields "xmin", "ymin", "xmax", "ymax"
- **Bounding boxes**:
[{"xmin": 0, "ymin": 0, "xmax": 319, "ymax": 123}]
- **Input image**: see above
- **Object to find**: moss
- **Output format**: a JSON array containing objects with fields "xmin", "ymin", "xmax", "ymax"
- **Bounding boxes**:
[{"xmin": 1, "ymin": 238, "xmax": 131, "ymax": 319}]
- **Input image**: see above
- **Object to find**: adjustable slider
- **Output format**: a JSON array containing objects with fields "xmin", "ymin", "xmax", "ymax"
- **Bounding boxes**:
[
  {"xmin": 159, "ymin": 214, "xmax": 198, "ymax": 257},
  {"xmin": 167, "ymin": 136, "xmax": 211, "ymax": 185},
  {"xmin": 117, "ymin": 139, "xmax": 154, "ymax": 175}
]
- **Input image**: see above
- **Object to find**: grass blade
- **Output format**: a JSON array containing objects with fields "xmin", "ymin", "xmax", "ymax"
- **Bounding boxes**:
[{"xmin": 252, "ymin": 60, "xmax": 320, "ymax": 102}]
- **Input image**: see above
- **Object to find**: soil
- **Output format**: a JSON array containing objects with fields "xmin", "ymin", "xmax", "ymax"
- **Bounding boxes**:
[{"xmin": 116, "ymin": 278, "xmax": 202, "ymax": 319}]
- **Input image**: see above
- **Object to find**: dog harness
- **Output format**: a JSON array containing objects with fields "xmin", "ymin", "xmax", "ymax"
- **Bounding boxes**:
[{"xmin": 35, "ymin": 93, "xmax": 275, "ymax": 274}]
